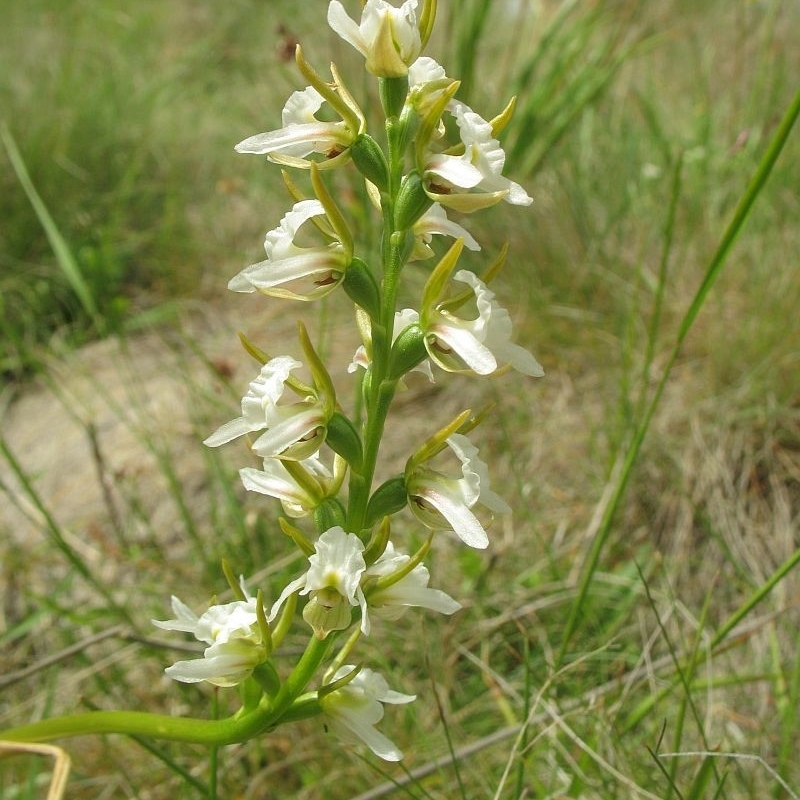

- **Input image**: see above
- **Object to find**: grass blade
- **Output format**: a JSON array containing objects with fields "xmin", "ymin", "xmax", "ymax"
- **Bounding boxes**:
[
  {"xmin": 556, "ymin": 87, "xmax": 800, "ymax": 666},
  {"xmin": 0, "ymin": 123, "xmax": 100, "ymax": 330}
]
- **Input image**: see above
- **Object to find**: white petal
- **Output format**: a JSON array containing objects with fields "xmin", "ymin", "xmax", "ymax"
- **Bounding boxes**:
[
  {"xmin": 447, "ymin": 433, "xmax": 510, "ymax": 513},
  {"xmin": 151, "ymin": 596, "xmax": 199, "ymax": 634},
  {"xmin": 498, "ymin": 340, "xmax": 544, "ymax": 377},
  {"xmin": 408, "ymin": 56, "xmax": 446, "ymax": 87},
  {"xmin": 203, "ymin": 416, "xmax": 252, "ymax": 447},
  {"xmin": 235, "ymin": 122, "xmax": 348, "ymax": 157},
  {"xmin": 245, "ymin": 249, "xmax": 344, "ymax": 290},
  {"xmin": 272, "ymin": 199, "xmax": 326, "ymax": 242},
  {"xmin": 505, "ymin": 179, "xmax": 533, "ymax": 206},
  {"xmin": 333, "ymin": 709, "xmax": 404, "ymax": 761},
  {"xmin": 239, "ymin": 464, "xmax": 311, "ymax": 508},
  {"xmin": 164, "ymin": 653, "xmax": 251, "ymax": 686},
  {"xmin": 374, "ymin": 580, "xmax": 461, "ymax": 616},
  {"xmin": 378, "ymin": 688, "xmax": 417, "ymax": 705},
  {"xmin": 358, "ymin": 586, "xmax": 371, "ymax": 636},
  {"xmin": 305, "ymin": 528, "xmax": 366, "ymax": 601},
  {"xmin": 415, "ymin": 204, "xmax": 481, "ymax": 251},
  {"xmin": 281, "ymin": 86, "xmax": 325, "ymax": 125},
  {"xmin": 429, "ymin": 323, "xmax": 497, "ymax": 375},
  {"xmin": 268, "ymin": 575, "xmax": 307, "ymax": 622},
  {"xmin": 327, "ymin": 1, "xmax": 367, "ymax": 53},
  {"xmin": 251, "ymin": 406, "xmax": 325, "ymax": 458},
  {"xmin": 421, "ymin": 487, "xmax": 489, "ymax": 549},
  {"xmin": 227, "ymin": 271, "xmax": 257, "ymax": 293},
  {"xmin": 425, "ymin": 153, "xmax": 484, "ymax": 189}
]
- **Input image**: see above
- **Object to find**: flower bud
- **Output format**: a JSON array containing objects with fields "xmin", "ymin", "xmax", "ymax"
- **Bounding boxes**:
[
  {"xmin": 325, "ymin": 411, "xmax": 364, "ymax": 470},
  {"xmin": 394, "ymin": 170, "xmax": 433, "ymax": 231},
  {"xmin": 314, "ymin": 497, "xmax": 347, "ymax": 533},
  {"xmin": 388, "ymin": 321, "xmax": 427, "ymax": 380},
  {"xmin": 350, "ymin": 133, "xmax": 389, "ymax": 191},
  {"xmin": 343, "ymin": 257, "xmax": 381, "ymax": 320},
  {"xmin": 365, "ymin": 477, "xmax": 408, "ymax": 528}
]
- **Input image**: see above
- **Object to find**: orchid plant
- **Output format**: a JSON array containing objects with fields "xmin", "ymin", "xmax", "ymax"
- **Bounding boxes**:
[{"xmin": 3, "ymin": 0, "xmax": 541, "ymax": 779}]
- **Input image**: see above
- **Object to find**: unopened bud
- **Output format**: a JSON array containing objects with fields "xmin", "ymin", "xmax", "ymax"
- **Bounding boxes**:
[
  {"xmin": 388, "ymin": 322, "xmax": 427, "ymax": 380},
  {"xmin": 394, "ymin": 170, "xmax": 433, "ymax": 231},
  {"xmin": 351, "ymin": 134, "xmax": 389, "ymax": 192}
]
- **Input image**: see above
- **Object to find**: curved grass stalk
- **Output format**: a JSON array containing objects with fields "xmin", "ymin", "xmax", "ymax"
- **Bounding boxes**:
[{"xmin": 0, "ymin": 742, "xmax": 71, "ymax": 800}]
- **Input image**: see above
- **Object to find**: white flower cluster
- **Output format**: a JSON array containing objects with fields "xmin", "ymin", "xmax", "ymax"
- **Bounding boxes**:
[{"xmin": 155, "ymin": 0, "xmax": 542, "ymax": 762}]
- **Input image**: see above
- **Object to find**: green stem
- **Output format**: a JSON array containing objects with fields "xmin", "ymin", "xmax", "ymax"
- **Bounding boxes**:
[
  {"xmin": 4, "ymin": 636, "xmax": 333, "ymax": 746},
  {"xmin": 345, "ymin": 87, "xmax": 410, "ymax": 534},
  {"xmin": 262, "ymin": 634, "xmax": 332, "ymax": 728},
  {"xmin": 2, "ymin": 710, "xmax": 258, "ymax": 746}
]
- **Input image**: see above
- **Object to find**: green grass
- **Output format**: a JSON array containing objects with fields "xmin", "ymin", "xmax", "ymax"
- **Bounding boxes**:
[
  {"xmin": 0, "ymin": 0, "xmax": 323, "ymax": 377},
  {"xmin": 2, "ymin": 0, "xmax": 800, "ymax": 798}
]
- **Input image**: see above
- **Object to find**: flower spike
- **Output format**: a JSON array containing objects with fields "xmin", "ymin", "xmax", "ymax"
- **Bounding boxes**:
[{"xmin": 146, "ymin": 0, "xmax": 544, "ymax": 771}]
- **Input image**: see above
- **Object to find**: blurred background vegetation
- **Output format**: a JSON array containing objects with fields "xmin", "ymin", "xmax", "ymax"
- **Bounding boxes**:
[{"xmin": 1, "ymin": 0, "xmax": 799, "ymax": 798}]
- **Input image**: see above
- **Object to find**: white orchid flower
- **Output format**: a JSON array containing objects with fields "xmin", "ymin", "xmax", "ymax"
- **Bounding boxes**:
[
  {"xmin": 227, "ymin": 200, "xmax": 348, "ymax": 301},
  {"xmin": 152, "ymin": 590, "xmax": 266, "ymax": 687},
  {"xmin": 235, "ymin": 86, "xmax": 354, "ymax": 168},
  {"xmin": 407, "ymin": 56, "xmax": 456, "ymax": 124},
  {"xmin": 328, "ymin": 0, "xmax": 421, "ymax": 77},
  {"xmin": 412, "ymin": 202, "xmax": 480, "ymax": 259},
  {"xmin": 204, "ymin": 356, "xmax": 328, "ymax": 461},
  {"xmin": 239, "ymin": 455, "xmax": 334, "ymax": 518},
  {"xmin": 321, "ymin": 666, "xmax": 415, "ymax": 761},
  {"xmin": 424, "ymin": 102, "xmax": 532, "ymax": 212},
  {"xmin": 348, "ymin": 308, "xmax": 434, "ymax": 381},
  {"xmin": 406, "ymin": 433, "xmax": 509, "ymax": 549},
  {"xmin": 423, "ymin": 269, "xmax": 544, "ymax": 377},
  {"xmin": 269, "ymin": 527, "xmax": 370, "ymax": 638},
  {"xmin": 364, "ymin": 541, "xmax": 461, "ymax": 619}
]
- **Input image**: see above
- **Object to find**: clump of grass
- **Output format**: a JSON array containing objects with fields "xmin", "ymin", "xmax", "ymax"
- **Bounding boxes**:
[{"xmin": 0, "ymin": 0, "xmax": 320, "ymax": 378}]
